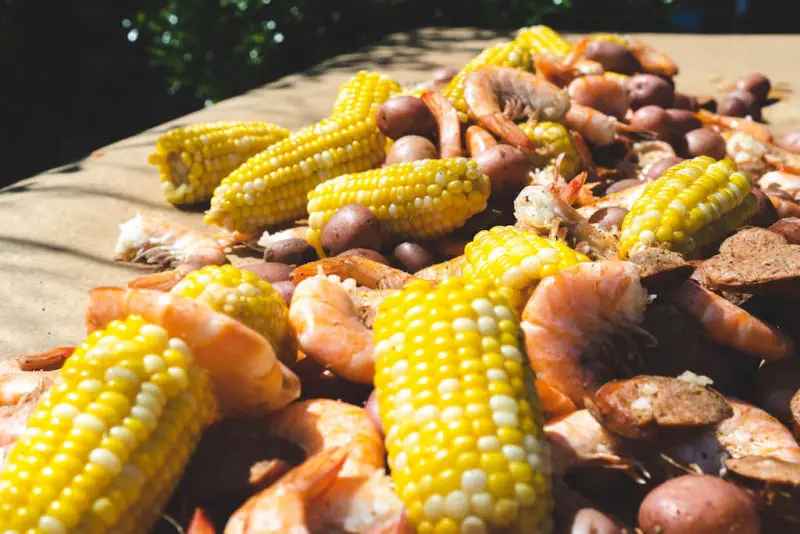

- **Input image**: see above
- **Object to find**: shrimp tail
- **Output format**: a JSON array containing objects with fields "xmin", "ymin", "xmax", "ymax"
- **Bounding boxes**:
[
  {"xmin": 420, "ymin": 90, "xmax": 463, "ymax": 158},
  {"xmin": 465, "ymin": 125, "xmax": 498, "ymax": 157},
  {"xmin": 536, "ymin": 378, "xmax": 578, "ymax": 419},
  {"xmin": 225, "ymin": 447, "xmax": 349, "ymax": 534},
  {"xmin": 615, "ymin": 121, "xmax": 658, "ymax": 141},
  {"xmin": 127, "ymin": 267, "xmax": 188, "ymax": 292},
  {"xmin": 18, "ymin": 347, "xmax": 74, "ymax": 371},
  {"xmin": 475, "ymin": 113, "xmax": 536, "ymax": 154},
  {"xmin": 187, "ymin": 509, "xmax": 216, "ymax": 534},
  {"xmin": 560, "ymin": 171, "xmax": 588, "ymax": 206}
]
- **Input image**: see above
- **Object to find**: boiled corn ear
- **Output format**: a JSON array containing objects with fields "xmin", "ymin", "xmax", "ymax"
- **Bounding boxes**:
[
  {"xmin": 331, "ymin": 70, "xmax": 403, "ymax": 120},
  {"xmin": 619, "ymin": 156, "xmax": 757, "ymax": 259},
  {"xmin": 518, "ymin": 122, "xmax": 581, "ymax": 180},
  {"xmin": 374, "ymin": 276, "xmax": 553, "ymax": 534},
  {"xmin": 307, "ymin": 158, "xmax": 491, "ymax": 254},
  {"xmin": 0, "ymin": 315, "xmax": 216, "ymax": 533},
  {"xmin": 205, "ymin": 114, "xmax": 388, "ymax": 233},
  {"xmin": 514, "ymin": 25, "xmax": 573, "ymax": 57},
  {"xmin": 464, "ymin": 226, "xmax": 589, "ymax": 307},
  {"xmin": 171, "ymin": 264, "xmax": 294, "ymax": 361},
  {"xmin": 149, "ymin": 121, "xmax": 289, "ymax": 206}
]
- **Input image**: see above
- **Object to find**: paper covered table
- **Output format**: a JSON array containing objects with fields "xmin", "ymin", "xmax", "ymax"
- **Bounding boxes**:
[{"xmin": 2, "ymin": 29, "xmax": 799, "ymax": 357}]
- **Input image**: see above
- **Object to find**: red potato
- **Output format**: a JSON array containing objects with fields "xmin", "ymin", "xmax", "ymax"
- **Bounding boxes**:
[
  {"xmin": 375, "ymin": 96, "xmax": 436, "ymax": 140},
  {"xmin": 473, "ymin": 144, "xmax": 533, "ymax": 198},
  {"xmin": 638, "ymin": 475, "xmax": 760, "ymax": 534},
  {"xmin": 384, "ymin": 135, "xmax": 438, "ymax": 164}
]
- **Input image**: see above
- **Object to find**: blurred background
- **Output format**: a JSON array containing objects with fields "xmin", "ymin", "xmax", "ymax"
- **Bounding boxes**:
[{"xmin": 2, "ymin": 0, "xmax": 798, "ymax": 187}]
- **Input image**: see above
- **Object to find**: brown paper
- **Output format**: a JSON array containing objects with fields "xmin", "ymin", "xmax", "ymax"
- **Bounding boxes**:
[{"xmin": 2, "ymin": 29, "xmax": 799, "ymax": 357}]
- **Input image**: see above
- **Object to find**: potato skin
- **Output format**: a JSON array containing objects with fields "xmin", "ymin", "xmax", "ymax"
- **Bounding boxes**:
[
  {"xmin": 375, "ymin": 96, "xmax": 436, "ymax": 140},
  {"xmin": 638, "ymin": 474, "xmax": 760, "ymax": 534},
  {"xmin": 473, "ymin": 145, "xmax": 533, "ymax": 198},
  {"xmin": 384, "ymin": 135, "xmax": 438, "ymax": 164}
]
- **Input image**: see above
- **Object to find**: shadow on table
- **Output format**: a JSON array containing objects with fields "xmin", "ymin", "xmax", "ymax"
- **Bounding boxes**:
[
  {"xmin": 0, "ymin": 236, "xmax": 120, "ymax": 267},
  {"xmin": 0, "ymin": 183, "xmax": 170, "ymax": 212}
]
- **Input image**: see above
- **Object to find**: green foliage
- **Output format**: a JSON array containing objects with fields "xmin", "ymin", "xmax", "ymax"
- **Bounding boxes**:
[{"xmin": 130, "ymin": 0, "xmax": 580, "ymax": 105}]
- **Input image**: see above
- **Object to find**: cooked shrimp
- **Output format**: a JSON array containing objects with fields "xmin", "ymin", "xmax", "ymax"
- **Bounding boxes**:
[
  {"xmin": 290, "ymin": 277, "xmax": 375, "ymax": 384},
  {"xmin": 564, "ymin": 104, "xmax": 653, "ymax": 147},
  {"xmin": 577, "ymin": 183, "xmax": 647, "ymax": 220},
  {"xmin": 624, "ymin": 36, "xmax": 679, "ymax": 77},
  {"xmin": 420, "ymin": 91, "xmax": 462, "ymax": 158},
  {"xmin": 465, "ymin": 125, "xmax": 498, "ymax": 157},
  {"xmin": 544, "ymin": 409, "xmax": 643, "ymax": 478},
  {"xmin": 413, "ymin": 255, "xmax": 467, "ymax": 283},
  {"xmin": 514, "ymin": 185, "xmax": 620, "ymax": 260},
  {"xmin": 84, "ymin": 287, "xmax": 301, "ymax": 416},
  {"xmin": 229, "ymin": 400, "xmax": 405, "ymax": 533},
  {"xmin": 768, "ymin": 193, "xmax": 800, "ymax": 218},
  {"xmin": 759, "ymin": 170, "xmax": 800, "ymax": 201},
  {"xmin": 114, "ymin": 213, "xmax": 228, "ymax": 291},
  {"xmin": 291, "ymin": 256, "xmax": 416, "ymax": 290},
  {"xmin": 187, "ymin": 509, "xmax": 216, "ymax": 534},
  {"xmin": 521, "ymin": 261, "xmax": 650, "ymax": 409},
  {"xmin": 0, "ymin": 349, "xmax": 66, "ymax": 405},
  {"xmin": 463, "ymin": 65, "xmax": 571, "ymax": 153},
  {"xmin": 567, "ymin": 75, "xmax": 629, "ymax": 120},
  {"xmin": 0, "ymin": 353, "xmax": 59, "ymax": 468},
  {"xmin": 257, "ymin": 226, "xmax": 311, "ymax": 250},
  {"xmin": 697, "ymin": 109, "xmax": 773, "ymax": 143},
  {"xmin": 660, "ymin": 399, "xmax": 800, "ymax": 476},
  {"xmin": 532, "ymin": 53, "xmax": 604, "ymax": 87},
  {"xmin": 225, "ymin": 446, "xmax": 350, "ymax": 534},
  {"xmin": 672, "ymin": 281, "xmax": 794, "ymax": 361}
]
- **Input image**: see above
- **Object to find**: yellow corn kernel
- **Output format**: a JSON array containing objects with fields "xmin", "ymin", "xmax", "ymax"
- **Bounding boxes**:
[
  {"xmin": 620, "ymin": 156, "xmax": 757, "ymax": 259},
  {"xmin": 374, "ymin": 276, "xmax": 553, "ymax": 534},
  {"xmin": 331, "ymin": 70, "xmax": 403, "ymax": 120},
  {"xmin": 170, "ymin": 264, "xmax": 294, "ymax": 360},
  {"xmin": 514, "ymin": 25, "xmax": 573, "ymax": 56},
  {"xmin": 205, "ymin": 114, "xmax": 388, "ymax": 233},
  {"xmin": 148, "ymin": 121, "xmax": 289, "ymax": 206},
  {"xmin": 0, "ymin": 315, "xmax": 216, "ymax": 533},
  {"xmin": 306, "ymin": 158, "xmax": 491, "ymax": 255},
  {"xmin": 518, "ymin": 122, "xmax": 581, "ymax": 180},
  {"xmin": 441, "ymin": 41, "xmax": 533, "ymax": 119},
  {"xmin": 464, "ymin": 226, "xmax": 589, "ymax": 307}
]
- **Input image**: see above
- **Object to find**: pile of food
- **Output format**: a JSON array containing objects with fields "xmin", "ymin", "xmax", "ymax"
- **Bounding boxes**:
[{"xmin": 3, "ymin": 25, "xmax": 800, "ymax": 534}]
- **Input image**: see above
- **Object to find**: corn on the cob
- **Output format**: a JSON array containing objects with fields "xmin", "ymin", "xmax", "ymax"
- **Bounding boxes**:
[
  {"xmin": 374, "ymin": 276, "xmax": 553, "ymax": 534},
  {"xmin": 518, "ymin": 122, "xmax": 581, "ymax": 180},
  {"xmin": 307, "ymin": 158, "xmax": 491, "ymax": 254},
  {"xmin": 331, "ymin": 70, "xmax": 403, "ymax": 120},
  {"xmin": 205, "ymin": 113, "xmax": 388, "ymax": 233},
  {"xmin": 148, "ymin": 122, "xmax": 290, "ymax": 206},
  {"xmin": 170, "ymin": 264, "xmax": 294, "ymax": 360},
  {"xmin": 0, "ymin": 315, "xmax": 216, "ymax": 533},
  {"xmin": 620, "ymin": 156, "xmax": 757, "ymax": 259},
  {"xmin": 514, "ymin": 25, "xmax": 573, "ymax": 57},
  {"xmin": 441, "ymin": 41, "xmax": 533, "ymax": 119},
  {"xmin": 464, "ymin": 226, "xmax": 589, "ymax": 308}
]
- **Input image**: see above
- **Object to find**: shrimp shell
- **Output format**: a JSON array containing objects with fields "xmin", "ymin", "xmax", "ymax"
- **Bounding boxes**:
[
  {"xmin": 85, "ymin": 287, "xmax": 301, "ymax": 416},
  {"xmin": 521, "ymin": 261, "xmax": 649, "ymax": 408}
]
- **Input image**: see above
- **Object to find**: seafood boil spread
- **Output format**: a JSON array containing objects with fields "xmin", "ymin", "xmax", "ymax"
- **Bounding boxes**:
[{"xmin": 5, "ymin": 26, "xmax": 800, "ymax": 534}]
